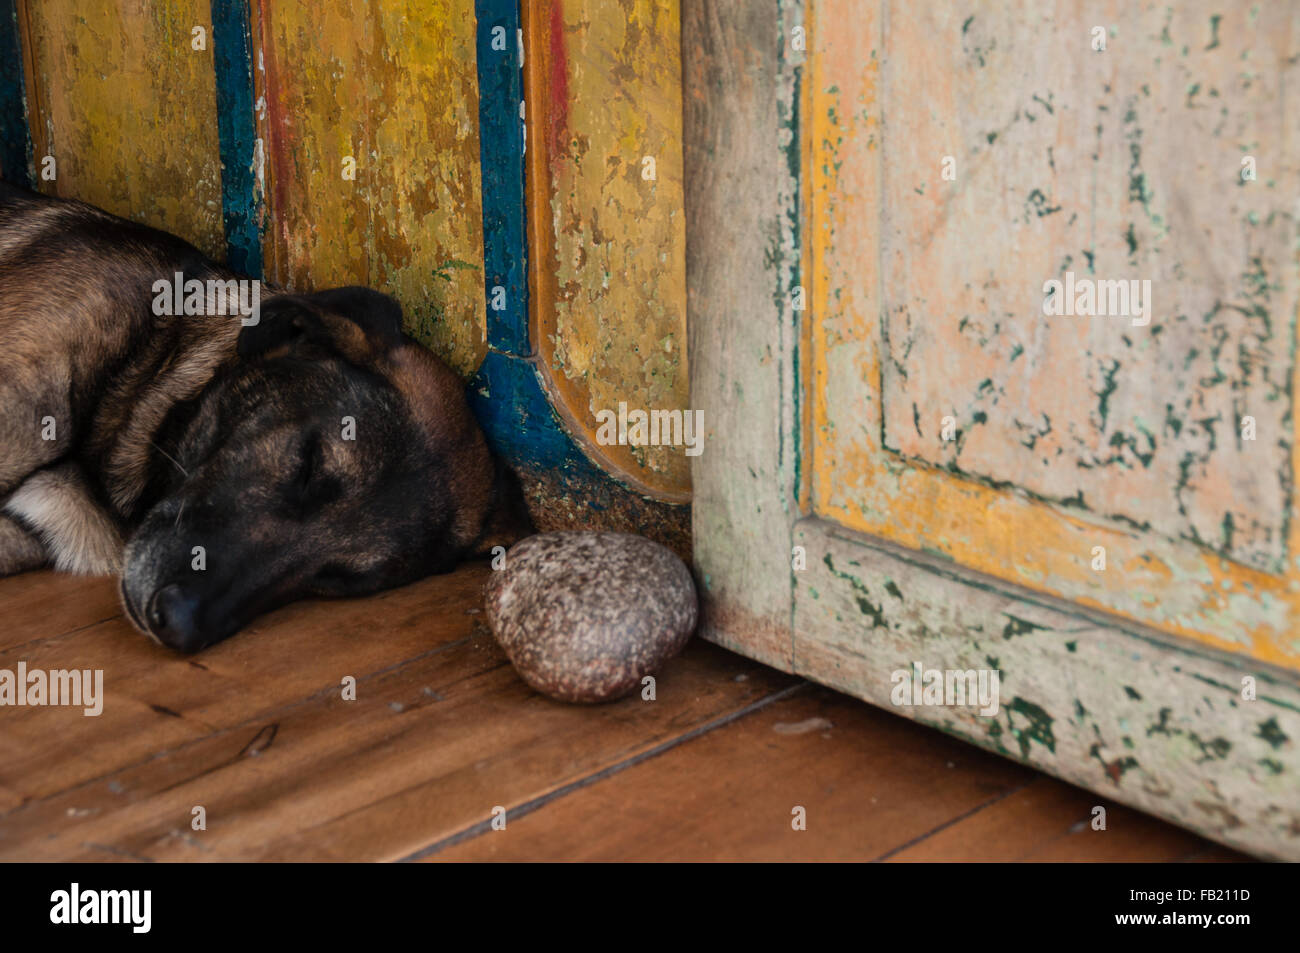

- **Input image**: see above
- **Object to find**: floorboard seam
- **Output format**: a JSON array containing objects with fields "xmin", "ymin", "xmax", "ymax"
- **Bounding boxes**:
[
  {"xmin": 0, "ymin": 612, "xmax": 126, "ymax": 653},
  {"xmin": 869, "ymin": 779, "xmax": 1039, "ymax": 862},
  {"xmin": 396, "ymin": 680, "xmax": 810, "ymax": 861}
]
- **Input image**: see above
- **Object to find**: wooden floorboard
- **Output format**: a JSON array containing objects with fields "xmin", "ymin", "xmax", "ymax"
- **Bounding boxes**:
[
  {"xmin": 882, "ymin": 777, "xmax": 1229, "ymax": 863},
  {"xmin": 0, "ymin": 563, "xmax": 1248, "ymax": 861},
  {"xmin": 433, "ymin": 684, "xmax": 1242, "ymax": 861}
]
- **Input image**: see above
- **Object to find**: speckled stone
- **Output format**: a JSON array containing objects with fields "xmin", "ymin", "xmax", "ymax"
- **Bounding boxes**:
[{"xmin": 485, "ymin": 531, "xmax": 698, "ymax": 703}]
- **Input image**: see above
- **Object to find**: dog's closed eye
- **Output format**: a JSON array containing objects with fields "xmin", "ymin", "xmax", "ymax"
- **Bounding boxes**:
[
  {"xmin": 314, "ymin": 563, "xmax": 360, "ymax": 586},
  {"xmin": 295, "ymin": 432, "xmax": 322, "ymax": 491},
  {"xmin": 311, "ymin": 559, "xmax": 388, "ymax": 595},
  {"xmin": 286, "ymin": 432, "xmax": 343, "ymax": 511}
]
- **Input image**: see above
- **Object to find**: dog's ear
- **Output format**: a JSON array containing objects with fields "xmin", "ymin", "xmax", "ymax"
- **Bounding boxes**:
[{"xmin": 238, "ymin": 286, "xmax": 404, "ymax": 364}]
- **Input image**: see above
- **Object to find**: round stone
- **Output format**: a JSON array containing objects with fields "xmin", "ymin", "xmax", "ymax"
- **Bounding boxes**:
[{"xmin": 485, "ymin": 531, "xmax": 699, "ymax": 703}]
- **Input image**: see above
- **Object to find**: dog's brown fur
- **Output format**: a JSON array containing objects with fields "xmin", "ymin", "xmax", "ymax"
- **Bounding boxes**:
[{"xmin": 0, "ymin": 182, "xmax": 531, "ymax": 650}]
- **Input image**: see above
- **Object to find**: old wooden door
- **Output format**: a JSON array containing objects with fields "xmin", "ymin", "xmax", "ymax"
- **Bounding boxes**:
[{"xmin": 686, "ymin": 0, "xmax": 1300, "ymax": 859}]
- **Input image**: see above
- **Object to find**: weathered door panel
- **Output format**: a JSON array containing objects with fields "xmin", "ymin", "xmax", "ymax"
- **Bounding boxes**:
[
  {"xmin": 687, "ymin": 0, "xmax": 1300, "ymax": 859},
  {"xmin": 684, "ymin": 0, "xmax": 804, "ymax": 670},
  {"xmin": 794, "ymin": 520, "xmax": 1300, "ymax": 859},
  {"xmin": 811, "ymin": 1, "xmax": 1300, "ymax": 668}
]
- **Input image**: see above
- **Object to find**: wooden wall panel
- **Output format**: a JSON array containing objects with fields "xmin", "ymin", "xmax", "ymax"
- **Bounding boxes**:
[
  {"xmin": 527, "ymin": 0, "xmax": 690, "ymax": 500},
  {"xmin": 463, "ymin": 0, "xmax": 690, "ymax": 560},
  {"xmin": 0, "ymin": 0, "xmax": 30, "ymax": 184},
  {"xmin": 19, "ymin": 0, "xmax": 226, "ymax": 260},
  {"xmin": 254, "ymin": 0, "xmax": 487, "ymax": 376},
  {"xmin": 9, "ymin": 0, "xmax": 693, "ymax": 542}
]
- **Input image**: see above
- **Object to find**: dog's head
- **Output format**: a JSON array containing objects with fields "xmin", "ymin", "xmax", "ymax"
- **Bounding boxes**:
[{"xmin": 120, "ymin": 286, "xmax": 528, "ymax": 652}]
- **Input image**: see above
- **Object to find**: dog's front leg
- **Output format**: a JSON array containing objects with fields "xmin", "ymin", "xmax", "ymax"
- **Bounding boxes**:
[
  {"xmin": 0, "ymin": 513, "xmax": 47, "ymax": 576},
  {"xmin": 2, "ymin": 463, "xmax": 123, "ymax": 575}
]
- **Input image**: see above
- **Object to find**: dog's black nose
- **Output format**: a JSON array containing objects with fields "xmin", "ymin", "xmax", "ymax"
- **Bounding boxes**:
[{"xmin": 146, "ymin": 584, "xmax": 204, "ymax": 652}]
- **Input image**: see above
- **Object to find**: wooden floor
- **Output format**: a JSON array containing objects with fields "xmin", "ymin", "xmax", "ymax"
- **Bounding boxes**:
[{"xmin": 0, "ymin": 562, "xmax": 1247, "ymax": 862}]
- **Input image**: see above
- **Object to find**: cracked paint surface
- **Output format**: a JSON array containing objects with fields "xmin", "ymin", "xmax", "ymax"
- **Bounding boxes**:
[
  {"xmin": 808, "ymin": 1, "xmax": 1300, "ymax": 668},
  {"xmin": 692, "ymin": 0, "xmax": 1300, "ymax": 861},
  {"xmin": 530, "ymin": 0, "xmax": 689, "ymax": 499},
  {"xmin": 255, "ymin": 0, "xmax": 487, "ymax": 376},
  {"xmin": 796, "ymin": 528, "xmax": 1300, "ymax": 859},
  {"xmin": 21, "ymin": 1, "xmax": 225, "ymax": 260},
  {"xmin": 880, "ymin": 5, "xmax": 1295, "ymax": 573}
]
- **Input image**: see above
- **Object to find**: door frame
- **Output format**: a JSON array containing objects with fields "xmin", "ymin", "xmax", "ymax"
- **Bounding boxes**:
[{"xmin": 684, "ymin": 0, "xmax": 1300, "ymax": 860}]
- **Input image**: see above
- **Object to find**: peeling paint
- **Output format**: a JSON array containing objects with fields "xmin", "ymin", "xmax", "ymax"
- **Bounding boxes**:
[
  {"xmin": 530, "ymin": 0, "xmax": 690, "ymax": 499},
  {"xmin": 809, "ymin": 1, "xmax": 1300, "ymax": 669},
  {"xmin": 254, "ymin": 0, "xmax": 488, "ymax": 375},
  {"xmin": 23, "ymin": 1, "xmax": 226, "ymax": 259}
]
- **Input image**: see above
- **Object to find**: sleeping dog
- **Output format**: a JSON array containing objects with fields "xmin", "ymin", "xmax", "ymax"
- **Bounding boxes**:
[{"xmin": 0, "ymin": 182, "xmax": 531, "ymax": 651}]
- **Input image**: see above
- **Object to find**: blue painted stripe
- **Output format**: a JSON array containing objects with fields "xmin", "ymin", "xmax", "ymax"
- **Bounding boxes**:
[
  {"xmin": 475, "ymin": 0, "xmax": 529, "ymax": 355},
  {"xmin": 468, "ymin": 2, "xmax": 584, "ymax": 480},
  {"xmin": 469, "ymin": 351, "xmax": 602, "ymax": 478},
  {"xmin": 464, "ymin": 0, "xmax": 682, "ymax": 519},
  {"xmin": 210, "ymin": 0, "xmax": 262, "ymax": 278},
  {"xmin": 0, "ymin": 0, "xmax": 30, "ymax": 186}
]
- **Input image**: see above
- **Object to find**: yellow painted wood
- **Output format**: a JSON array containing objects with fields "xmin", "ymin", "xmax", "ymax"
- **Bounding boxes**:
[
  {"xmin": 254, "ymin": 0, "xmax": 487, "ymax": 376},
  {"xmin": 19, "ymin": 0, "xmax": 225, "ymax": 260},
  {"xmin": 808, "ymin": 0, "xmax": 1300, "ymax": 669},
  {"xmin": 526, "ymin": 0, "xmax": 690, "ymax": 500}
]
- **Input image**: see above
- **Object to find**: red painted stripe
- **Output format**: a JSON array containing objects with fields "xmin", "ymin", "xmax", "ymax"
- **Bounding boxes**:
[{"xmin": 546, "ymin": 1, "xmax": 568, "ymax": 171}]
